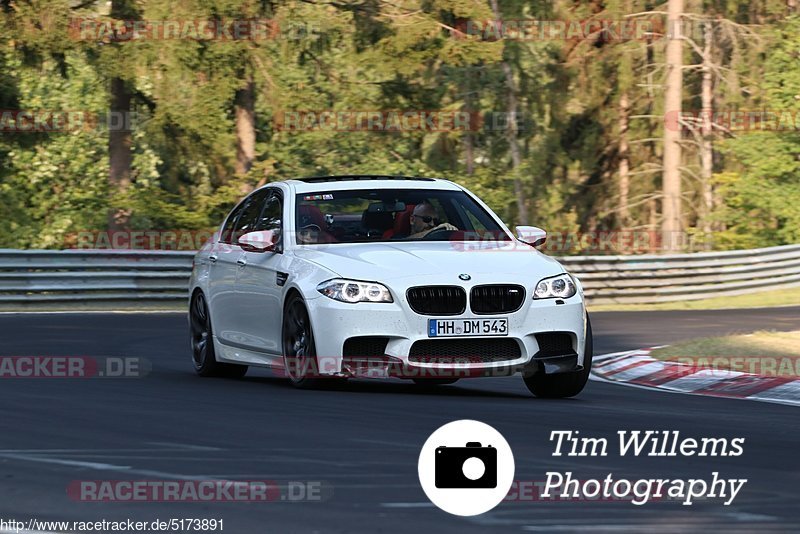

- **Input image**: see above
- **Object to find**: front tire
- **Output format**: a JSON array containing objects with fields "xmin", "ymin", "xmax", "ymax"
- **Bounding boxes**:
[
  {"xmin": 282, "ymin": 294, "xmax": 324, "ymax": 389},
  {"xmin": 523, "ymin": 315, "xmax": 593, "ymax": 398},
  {"xmin": 190, "ymin": 291, "xmax": 248, "ymax": 378}
]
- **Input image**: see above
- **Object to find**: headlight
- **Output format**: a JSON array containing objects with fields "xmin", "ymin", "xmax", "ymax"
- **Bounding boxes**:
[
  {"xmin": 317, "ymin": 279, "xmax": 393, "ymax": 303},
  {"xmin": 533, "ymin": 273, "xmax": 577, "ymax": 300}
]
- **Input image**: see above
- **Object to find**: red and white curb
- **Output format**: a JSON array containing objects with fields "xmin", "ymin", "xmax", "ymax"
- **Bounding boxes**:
[{"xmin": 590, "ymin": 348, "xmax": 800, "ymax": 407}]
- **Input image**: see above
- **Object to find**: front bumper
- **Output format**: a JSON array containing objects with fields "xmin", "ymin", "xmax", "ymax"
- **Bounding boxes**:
[{"xmin": 305, "ymin": 289, "xmax": 587, "ymax": 379}]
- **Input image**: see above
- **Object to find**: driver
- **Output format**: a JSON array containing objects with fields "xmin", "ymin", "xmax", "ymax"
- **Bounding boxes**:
[{"xmin": 406, "ymin": 201, "xmax": 457, "ymax": 239}]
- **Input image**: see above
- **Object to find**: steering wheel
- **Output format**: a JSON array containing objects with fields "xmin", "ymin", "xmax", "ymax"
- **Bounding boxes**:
[{"xmin": 422, "ymin": 228, "xmax": 456, "ymax": 240}]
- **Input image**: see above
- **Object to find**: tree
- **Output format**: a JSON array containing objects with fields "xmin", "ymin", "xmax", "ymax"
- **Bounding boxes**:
[
  {"xmin": 661, "ymin": 0, "xmax": 684, "ymax": 251},
  {"xmin": 489, "ymin": 0, "xmax": 527, "ymax": 225},
  {"xmin": 0, "ymin": 0, "xmax": 797, "ymax": 253},
  {"xmin": 712, "ymin": 15, "xmax": 800, "ymax": 248}
]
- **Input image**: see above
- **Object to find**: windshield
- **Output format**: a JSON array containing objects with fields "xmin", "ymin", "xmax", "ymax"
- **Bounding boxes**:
[{"xmin": 294, "ymin": 188, "xmax": 511, "ymax": 245}]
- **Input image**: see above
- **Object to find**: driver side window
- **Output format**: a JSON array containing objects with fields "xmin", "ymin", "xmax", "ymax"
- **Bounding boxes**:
[
  {"xmin": 228, "ymin": 189, "xmax": 270, "ymax": 246},
  {"xmin": 220, "ymin": 202, "xmax": 246, "ymax": 244},
  {"xmin": 254, "ymin": 193, "xmax": 283, "ymax": 252}
]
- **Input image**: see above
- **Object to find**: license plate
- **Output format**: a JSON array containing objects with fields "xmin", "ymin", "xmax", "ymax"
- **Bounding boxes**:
[{"xmin": 428, "ymin": 318, "xmax": 508, "ymax": 337}]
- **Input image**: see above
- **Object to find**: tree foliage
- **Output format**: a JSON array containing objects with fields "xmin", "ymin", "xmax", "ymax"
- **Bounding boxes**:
[{"xmin": 0, "ymin": 1, "xmax": 798, "ymax": 251}]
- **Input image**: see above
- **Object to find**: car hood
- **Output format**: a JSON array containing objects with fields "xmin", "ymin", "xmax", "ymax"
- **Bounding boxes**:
[{"xmin": 293, "ymin": 241, "xmax": 565, "ymax": 282}]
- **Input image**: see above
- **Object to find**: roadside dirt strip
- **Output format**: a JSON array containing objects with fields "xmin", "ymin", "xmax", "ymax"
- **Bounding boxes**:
[{"xmin": 591, "ymin": 349, "xmax": 800, "ymax": 407}]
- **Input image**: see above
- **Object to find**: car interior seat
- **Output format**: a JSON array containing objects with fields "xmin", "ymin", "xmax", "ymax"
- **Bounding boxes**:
[
  {"xmin": 383, "ymin": 204, "xmax": 416, "ymax": 239},
  {"xmin": 362, "ymin": 209, "xmax": 395, "ymax": 238}
]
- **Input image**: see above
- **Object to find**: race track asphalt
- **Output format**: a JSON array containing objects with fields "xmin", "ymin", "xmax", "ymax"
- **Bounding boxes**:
[{"xmin": 0, "ymin": 307, "xmax": 798, "ymax": 533}]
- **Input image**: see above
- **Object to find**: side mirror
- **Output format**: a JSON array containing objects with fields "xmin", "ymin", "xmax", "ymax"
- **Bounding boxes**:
[
  {"xmin": 515, "ymin": 226, "xmax": 547, "ymax": 248},
  {"xmin": 238, "ymin": 230, "xmax": 277, "ymax": 253}
]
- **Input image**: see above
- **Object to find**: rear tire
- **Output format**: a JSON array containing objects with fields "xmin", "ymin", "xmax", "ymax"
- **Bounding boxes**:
[
  {"xmin": 523, "ymin": 315, "xmax": 592, "ymax": 398},
  {"xmin": 282, "ymin": 294, "xmax": 325, "ymax": 389},
  {"xmin": 190, "ymin": 291, "xmax": 248, "ymax": 378}
]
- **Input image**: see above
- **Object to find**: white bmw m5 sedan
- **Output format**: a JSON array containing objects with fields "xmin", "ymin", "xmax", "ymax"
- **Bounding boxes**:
[{"xmin": 189, "ymin": 175, "xmax": 592, "ymax": 398}]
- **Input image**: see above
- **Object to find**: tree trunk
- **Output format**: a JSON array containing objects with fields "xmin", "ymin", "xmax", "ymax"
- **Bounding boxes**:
[
  {"xmin": 464, "ymin": 70, "xmax": 476, "ymax": 176},
  {"xmin": 107, "ymin": 0, "xmax": 137, "ymax": 231},
  {"xmin": 108, "ymin": 78, "xmax": 133, "ymax": 231},
  {"xmin": 661, "ymin": 0, "xmax": 684, "ymax": 252},
  {"xmin": 490, "ymin": 0, "xmax": 528, "ymax": 225},
  {"xmin": 235, "ymin": 76, "xmax": 256, "ymax": 193},
  {"xmin": 464, "ymin": 128, "xmax": 475, "ymax": 175},
  {"xmin": 500, "ymin": 62, "xmax": 528, "ymax": 224},
  {"xmin": 700, "ymin": 21, "xmax": 714, "ymax": 249},
  {"xmin": 618, "ymin": 90, "xmax": 630, "ymax": 228},
  {"xmin": 107, "ymin": 78, "xmax": 133, "ymax": 231},
  {"xmin": 648, "ymin": 197, "xmax": 658, "ymax": 252}
]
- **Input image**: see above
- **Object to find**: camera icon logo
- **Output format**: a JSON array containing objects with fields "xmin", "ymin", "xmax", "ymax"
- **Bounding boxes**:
[
  {"xmin": 418, "ymin": 420, "xmax": 515, "ymax": 516},
  {"xmin": 435, "ymin": 442, "xmax": 497, "ymax": 488}
]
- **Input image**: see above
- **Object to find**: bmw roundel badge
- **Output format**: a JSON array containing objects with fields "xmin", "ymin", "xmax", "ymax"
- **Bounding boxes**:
[{"xmin": 458, "ymin": 274, "xmax": 471, "ymax": 281}]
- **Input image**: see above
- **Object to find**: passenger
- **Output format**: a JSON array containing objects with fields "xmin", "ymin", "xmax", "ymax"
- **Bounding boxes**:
[{"xmin": 297, "ymin": 224, "xmax": 321, "ymax": 244}]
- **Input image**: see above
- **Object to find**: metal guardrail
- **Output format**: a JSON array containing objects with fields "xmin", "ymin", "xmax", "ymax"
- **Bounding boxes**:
[
  {"xmin": 559, "ymin": 244, "xmax": 800, "ymax": 304},
  {"xmin": 1, "ymin": 245, "xmax": 799, "ymax": 308},
  {"xmin": 0, "ymin": 250, "xmax": 194, "ymax": 307}
]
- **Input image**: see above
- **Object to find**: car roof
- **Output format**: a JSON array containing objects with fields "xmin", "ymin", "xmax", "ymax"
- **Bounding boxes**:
[{"xmin": 282, "ymin": 175, "xmax": 463, "ymax": 193}]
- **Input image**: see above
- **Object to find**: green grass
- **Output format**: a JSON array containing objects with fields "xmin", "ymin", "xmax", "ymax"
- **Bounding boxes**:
[
  {"xmin": 650, "ymin": 330, "xmax": 800, "ymax": 377},
  {"xmin": 0, "ymin": 302, "xmax": 185, "ymax": 313},
  {"xmin": 588, "ymin": 286, "xmax": 800, "ymax": 312}
]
